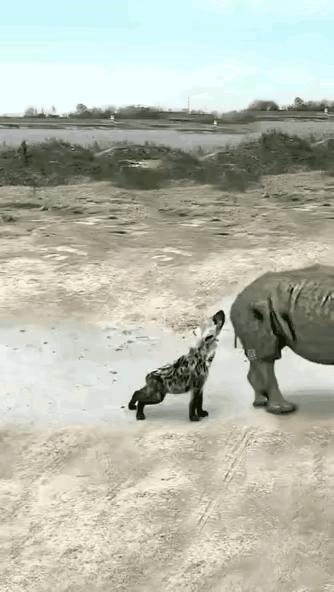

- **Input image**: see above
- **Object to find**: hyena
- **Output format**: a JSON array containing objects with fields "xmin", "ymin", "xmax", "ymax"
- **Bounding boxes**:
[{"xmin": 128, "ymin": 310, "xmax": 225, "ymax": 421}]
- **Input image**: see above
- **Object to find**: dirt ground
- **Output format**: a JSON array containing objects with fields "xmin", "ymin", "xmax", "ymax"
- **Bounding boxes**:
[{"xmin": 1, "ymin": 171, "xmax": 334, "ymax": 591}]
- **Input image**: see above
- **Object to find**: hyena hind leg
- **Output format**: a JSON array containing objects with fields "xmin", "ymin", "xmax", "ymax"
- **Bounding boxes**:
[
  {"xmin": 128, "ymin": 382, "xmax": 160, "ymax": 412},
  {"xmin": 128, "ymin": 390, "xmax": 140, "ymax": 411},
  {"xmin": 130, "ymin": 377, "xmax": 166, "ymax": 420}
]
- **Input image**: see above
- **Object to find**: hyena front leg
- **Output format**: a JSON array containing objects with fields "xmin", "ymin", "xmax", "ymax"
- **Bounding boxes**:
[
  {"xmin": 189, "ymin": 385, "xmax": 206, "ymax": 421},
  {"xmin": 196, "ymin": 396, "xmax": 209, "ymax": 417},
  {"xmin": 194, "ymin": 384, "xmax": 208, "ymax": 418}
]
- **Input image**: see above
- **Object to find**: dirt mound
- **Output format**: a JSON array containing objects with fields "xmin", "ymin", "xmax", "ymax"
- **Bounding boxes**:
[
  {"xmin": 199, "ymin": 131, "xmax": 318, "ymax": 190},
  {"xmin": 95, "ymin": 143, "xmax": 172, "ymax": 161},
  {"xmin": 0, "ymin": 132, "xmax": 331, "ymax": 191},
  {"xmin": 99, "ymin": 143, "xmax": 202, "ymax": 189},
  {"xmin": 199, "ymin": 141, "xmax": 261, "ymax": 190},
  {"xmin": 311, "ymin": 137, "xmax": 334, "ymax": 172},
  {"xmin": 0, "ymin": 140, "xmax": 102, "ymax": 187},
  {"xmin": 259, "ymin": 130, "xmax": 315, "ymax": 173},
  {"xmin": 0, "ymin": 140, "xmax": 202, "ymax": 189}
]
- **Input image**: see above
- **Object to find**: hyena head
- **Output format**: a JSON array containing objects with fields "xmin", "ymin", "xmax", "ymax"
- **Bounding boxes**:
[{"xmin": 196, "ymin": 309, "xmax": 225, "ymax": 356}]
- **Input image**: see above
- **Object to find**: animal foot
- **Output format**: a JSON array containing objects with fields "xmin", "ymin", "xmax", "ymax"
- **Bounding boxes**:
[
  {"xmin": 198, "ymin": 409, "xmax": 209, "ymax": 417},
  {"xmin": 128, "ymin": 402, "xmax": 137, "ymax": 410},
  {"xmin": 136, "ymin": 412, "xmax": 146, "ymax": 420},
  {"xmin": 253, "ymin": 394, "xmax": 268, "ymax": 408},
  {"xmin": 189, "ymin": 415, "xmax": 200, "ymax": 422},
  {"xmin": 266, "ymin": 401, "xmax": 297, "ymax": 415}
]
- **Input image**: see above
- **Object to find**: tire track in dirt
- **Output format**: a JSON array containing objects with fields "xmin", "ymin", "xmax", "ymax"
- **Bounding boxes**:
[
  {"xmin": 156, "ymin": 425, "xmax": 334, "ymax": 592},
  {"xmin": 154, "ymin": 428, "xmax": 259, "ymax": 592},
  {"xmin": 197, "ymin": 426, "xmax": 256, "ymax": 532}
]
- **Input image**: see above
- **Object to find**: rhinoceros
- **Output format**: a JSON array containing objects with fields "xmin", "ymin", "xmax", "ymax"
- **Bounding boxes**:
[{"xmin": 230, "ymin": 264, "xmax": 334, "ymax": 414}]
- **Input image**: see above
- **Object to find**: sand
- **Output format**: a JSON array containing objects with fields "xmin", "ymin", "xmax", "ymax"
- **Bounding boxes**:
[{"xmin": 1, "ymin": 171, "xmax": 334, "ymax": 591}]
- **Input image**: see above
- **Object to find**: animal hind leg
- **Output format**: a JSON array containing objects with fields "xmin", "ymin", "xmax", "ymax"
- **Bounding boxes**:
[
  {"xmin": 134, "ymin": 377, "xmax": 166, "ymax": 420},
  {"xmin": 136, "ymin": 395, "xmax": 166, "ymax": 420},
  {"xmin": 128, "ymin": 390, "xmax": 139, "ymax": 410},
  {"xmin": 248, "ymin": 359, "xmax": 297, "ymax": 414},
  {"xmin": 247, "ymin": 360, "xmax": 269, "ymax": 407},
  {"xmin": 260, "ymin": 360, "xmax": 297, "ymax": 414}
]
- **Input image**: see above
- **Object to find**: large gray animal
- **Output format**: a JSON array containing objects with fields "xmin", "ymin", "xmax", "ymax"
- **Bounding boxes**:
[{"xmin": 230, "ymin": 264, "xmax": 334, "ymax": 414}]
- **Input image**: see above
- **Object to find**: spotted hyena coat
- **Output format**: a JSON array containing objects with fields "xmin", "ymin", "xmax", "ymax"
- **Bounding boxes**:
[{"xmin": 128, "ymin": 310, "xmax": 225, "ymax": 421}]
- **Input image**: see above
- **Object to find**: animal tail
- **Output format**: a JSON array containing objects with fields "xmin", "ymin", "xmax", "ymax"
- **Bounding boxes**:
[{"xmin": 234, "ymin": 331, "xmax": 238, "ymax": 348}]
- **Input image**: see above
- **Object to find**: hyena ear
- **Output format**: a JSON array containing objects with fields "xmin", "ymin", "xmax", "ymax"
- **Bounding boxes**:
[{"xmin": 212, "ymin": 310, "xmax": 225, "ymax": 326}]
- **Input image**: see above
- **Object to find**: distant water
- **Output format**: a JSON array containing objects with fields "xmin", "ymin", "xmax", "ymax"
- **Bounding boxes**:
[
  {"xmin": 0, "ymin": 127, "xmax": 253, "ymax": 150},
  {"xmin": 1, "ymin": 119, "xmax": 334, "ymax": 150}
]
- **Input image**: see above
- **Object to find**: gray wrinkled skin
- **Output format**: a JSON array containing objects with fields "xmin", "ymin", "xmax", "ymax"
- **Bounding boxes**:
[
  {"xmin": 230, "ymin": 264, "xmax": 334, "ymax": 415},
  {"xmin": 128, "ymin": 310, "xmax": 225, "ymax": 421}
]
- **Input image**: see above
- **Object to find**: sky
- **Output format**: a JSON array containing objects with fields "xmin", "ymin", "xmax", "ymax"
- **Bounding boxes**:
[{"xmin": 1, "ymin": 0, "xmax": 334, "ymax": 114}]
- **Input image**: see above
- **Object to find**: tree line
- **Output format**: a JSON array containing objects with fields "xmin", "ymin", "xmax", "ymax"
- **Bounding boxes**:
[
  {"xmin": 22, "ymin": 97, "xmax": 334, "ymax": 119},
  {"xmin": 248, "ymin": 98, "xmax": 334, "ymax": 111}
]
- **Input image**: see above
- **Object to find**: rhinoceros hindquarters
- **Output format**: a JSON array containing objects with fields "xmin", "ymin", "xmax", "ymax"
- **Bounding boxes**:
[
  {"xmin": 230, "ymin": 293, "xmax": 297, "ymax": 414},
  {"xmin": 230, "ymin": 296, "xmax": 284, "ymax": 363}
]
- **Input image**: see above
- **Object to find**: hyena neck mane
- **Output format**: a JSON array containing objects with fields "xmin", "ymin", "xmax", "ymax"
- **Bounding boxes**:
[{"xmin": 193, "ymin": 336, "xmax": 219, "ymax": 362}]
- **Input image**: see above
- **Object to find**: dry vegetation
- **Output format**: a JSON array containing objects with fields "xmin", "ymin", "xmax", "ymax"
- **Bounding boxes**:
[{"xmin": 1, "ymin": 130, "xmax": 334, "ymax": 192}]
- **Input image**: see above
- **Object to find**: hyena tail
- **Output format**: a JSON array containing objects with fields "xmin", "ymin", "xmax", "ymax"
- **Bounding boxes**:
[{"xmin": 128, "ymin": 390, "xmax": 139, "ymax": 411}]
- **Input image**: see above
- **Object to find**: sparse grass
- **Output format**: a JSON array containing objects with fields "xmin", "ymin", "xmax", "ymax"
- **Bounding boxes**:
[{"xmin": 1, "ymin": 131, "xmax": 333, "ymax": 192}]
